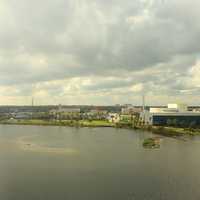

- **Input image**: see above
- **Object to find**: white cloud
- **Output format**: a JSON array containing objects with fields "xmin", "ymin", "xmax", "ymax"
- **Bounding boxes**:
[
  {"xmin": 130, "ymin": 83, "xmax": 143, "ymax": 92},
  {"xmin": 0, "ymin": 0, "xmax": 200, "ymax": 105}
]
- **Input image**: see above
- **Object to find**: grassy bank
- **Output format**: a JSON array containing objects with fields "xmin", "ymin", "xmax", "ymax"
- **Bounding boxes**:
[
  {"xmin": 79, "ymin": 120, "xmax": 114, "ymax": 127},
  {"xmin": 137, "ymin": 125, "xmax": 200, "ymax": 137},
  {"xmin": 1, "ymin": 119, "xmax": 200, "ymax": 137},
  {"xmin": 0, "ymin": 119, "xmax": 115, "ymax": 128},
  {"xmin": 143, "ymin": 137, "xmax": 160, "ymax": 148}
]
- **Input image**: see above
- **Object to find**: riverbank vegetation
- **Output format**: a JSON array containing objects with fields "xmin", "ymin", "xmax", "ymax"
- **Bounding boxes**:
[
  {"xmin": 143, "ymin": 137, "xmax": 160, "ymax": 148},
  {"xmin": 0, "ymin": 119, "xmax": 115, "ymax": 128},
  {"xmin": 138, "ymin": 125, "xmax": 200, "ymax": 137},
  {"xmin": 0, "ymin": 119, "xmax": 200, "ymax": 137}
]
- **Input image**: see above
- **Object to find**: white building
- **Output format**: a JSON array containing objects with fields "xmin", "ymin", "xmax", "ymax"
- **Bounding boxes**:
[
  {"xmin": 167, "ymin": 103, "xmax": 188, "ymax": 112},
  {"xmin": 140, "ymin": 103, "xmax": 200, "ymax": 127},
  {"xmin": 50, "ymin": 107, "xmax": 80, "ymax": 115},
  {"xmin": 121, "ymin": 106, "xmax": 142, "ymax": 114},
  {"xmin": 107, "ymin": 113, "xmax": 120, "ymax": 123}
]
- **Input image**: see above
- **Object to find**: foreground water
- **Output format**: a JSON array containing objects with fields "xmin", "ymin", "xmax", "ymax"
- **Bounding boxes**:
[{"xmin": 0, "ymin": 125, "xmax": 200, "ymax": 200}]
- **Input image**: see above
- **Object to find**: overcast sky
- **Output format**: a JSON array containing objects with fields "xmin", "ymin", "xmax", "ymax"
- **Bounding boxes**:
[{"xmin": 0, "ymin": 0, "xmax": 200, "ymax": 105}]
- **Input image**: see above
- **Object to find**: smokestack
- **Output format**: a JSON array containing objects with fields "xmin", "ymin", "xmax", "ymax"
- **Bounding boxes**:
[
  {"xmin": 142, "ymin": 95, "xmax": 145, "ymax": 111},
  {"xmin": 32, "ymin": 97, "xmax": 34, "ymax": 107}
]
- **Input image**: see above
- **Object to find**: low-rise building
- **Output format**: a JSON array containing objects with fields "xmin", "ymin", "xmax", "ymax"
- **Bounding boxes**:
[
  {"xmin": 121, "ymin": 106, "xmax": 142, "ymax": 115},
  {"xmin": 86, "ymin": 109, "xmax": 108, "ymax": 120},
  {"xmin": 140, "ymin": 103, "xmax": 200, "ymax": 127},
  {"xmin": 107, "ymin": 113, "xmax": 120, "ymax": 123},
  {"xmin": 50, "ymin": 108, "xmax": 80, "ymax": 115},
  {"xmin": 13, "ymin": 112, "xmax": 32, "ymax": 119},
  {"xmin": 120, "ymin": 114, "xmax": 134, "ymax": 122},
  {"xmin": 49, "ymin": 106, "xmax": 81, "ymax": 120}
]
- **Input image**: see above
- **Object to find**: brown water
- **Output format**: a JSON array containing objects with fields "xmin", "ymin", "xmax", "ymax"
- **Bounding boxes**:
[{"xmin": 0, "ymin": 125, "xmax": 200, "ymax": 200}]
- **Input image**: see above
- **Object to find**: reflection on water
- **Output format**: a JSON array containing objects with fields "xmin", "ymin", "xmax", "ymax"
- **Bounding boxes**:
[{"xmin": 0, "ymin": 125, "xmax": 200, "ymax": 200}]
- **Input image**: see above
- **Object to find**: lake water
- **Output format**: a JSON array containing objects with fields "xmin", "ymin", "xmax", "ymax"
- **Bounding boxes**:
[{"xmin": 0, "ymin": 125, "xmax": 200, "ymax": 200}]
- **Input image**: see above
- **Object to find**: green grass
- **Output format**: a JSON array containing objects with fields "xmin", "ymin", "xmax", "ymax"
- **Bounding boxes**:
[
  {"xmin": 115, "ymin": 121, "xmax": 133, "ymax": 128},
  {"xmin": 80, "ymin": 120, "xmax": 114, "ymax": 127},
  {"xmin": 1, "ymin": 119, "xmax": 200, "ymax": 137},
  {"xmin": 1, "ymin": 119, "xmax": 60, "ymax": 126},
  {"xmin": 135, "ymin": 124, "xmax": 200, "ymax": 137},
  {"xmin": 0, "ymin": 119, "xmax": 114, "ymax": 127},
  {"xmin": 152, "ymin": 126, "xmax": 200, "ymax": 136},
  {"xmin": 143, "ymin": 137, "xmax": 160, "ymax": 148}
]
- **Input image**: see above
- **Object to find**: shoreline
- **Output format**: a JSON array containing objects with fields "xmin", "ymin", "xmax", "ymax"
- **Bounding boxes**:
[
  {"xmin": 0, "ymin": 119, "xmax": 115, "ymax": 128},
  {"xmin": 137, "ymin": 125, "xmax": 200, "ymax": 137},
  {"xmin": 0, "ymin": 119, "xmax": 200, "ymax": 137}
]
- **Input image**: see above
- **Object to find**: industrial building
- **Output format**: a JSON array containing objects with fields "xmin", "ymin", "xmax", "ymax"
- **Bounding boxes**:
[
  {"xmin": 121, "ymin": 106, "xmax": 142, "ymax": 115},
  {"xmin": 140, "ymin": 103, "xmax": 200, "ymax": 127},
  {"xmin": 49, "ymin": 104, "xmax": 81, "ymax": 115}
]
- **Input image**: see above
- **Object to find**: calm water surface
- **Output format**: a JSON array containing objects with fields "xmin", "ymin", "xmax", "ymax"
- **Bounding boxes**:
[{"xmin": 0, "ymin": 125, "xmax": 200, "ymax": 200}]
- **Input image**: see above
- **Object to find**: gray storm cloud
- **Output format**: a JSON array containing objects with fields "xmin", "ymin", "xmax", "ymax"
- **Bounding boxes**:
[{"xmin": 0, "ymin": 0, "xmax": 200, "ymax": 105}]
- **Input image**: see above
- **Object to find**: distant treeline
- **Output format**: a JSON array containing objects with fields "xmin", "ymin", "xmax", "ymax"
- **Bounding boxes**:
[
  {"xmin": 0, "ymin": 105, "xmax": 122, "ymax": 114},
  {"xmin": 0, "ymin": 105, "xmax": 199, "ymax": 114}
]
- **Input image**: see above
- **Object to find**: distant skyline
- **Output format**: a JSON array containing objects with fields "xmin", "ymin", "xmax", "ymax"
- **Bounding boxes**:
[{"xmin": 0, "ymin": 0, "xmax": 200, "ymax": 105}]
